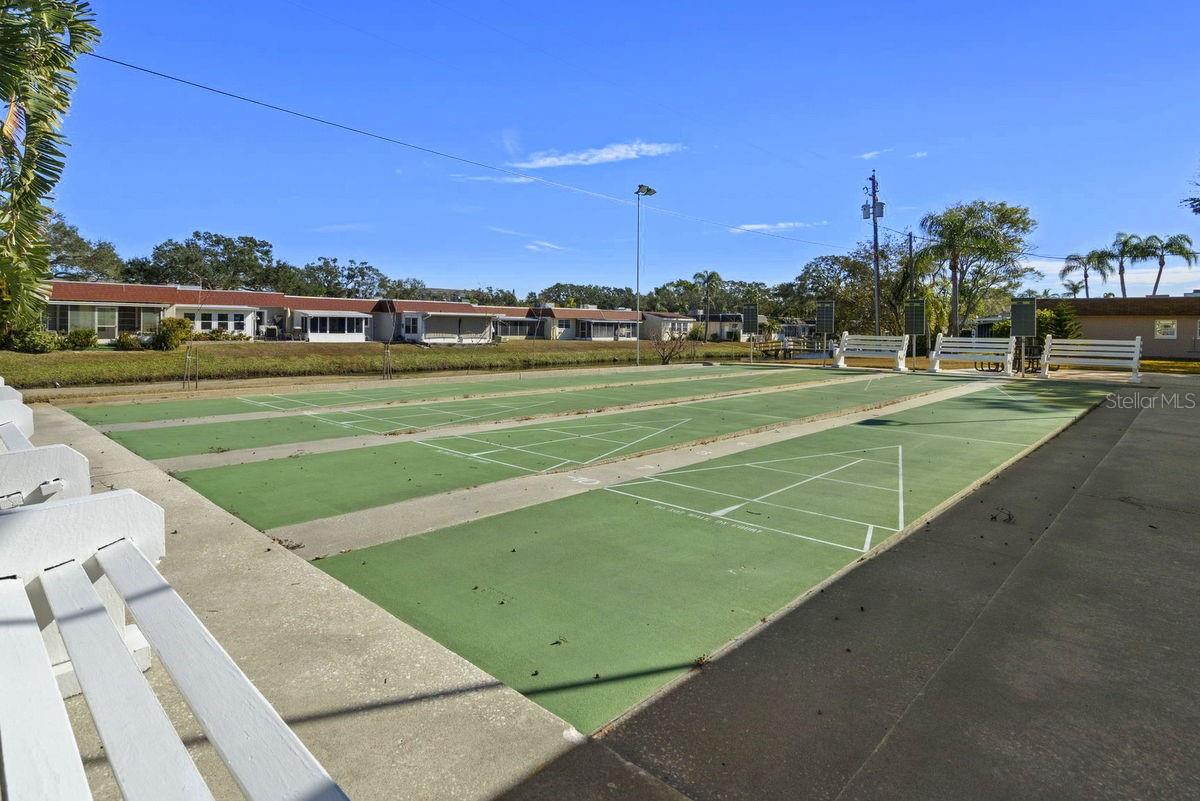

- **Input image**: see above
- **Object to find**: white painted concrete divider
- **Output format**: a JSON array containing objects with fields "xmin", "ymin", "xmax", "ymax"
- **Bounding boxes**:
[
  {"xmin": 928, "ymin": 334, "xmax": 1016, "ymax": 376},
  {"xmin": 0, "ymin": 384, "xmax": 34, "ymax": 437},
  {"xmin": 0, "ymin": 443, "xmax": 91, "ymax": 509},
  {"xmin": 831, "ymin": 332, "xmax": 910, "ymax": 372}
]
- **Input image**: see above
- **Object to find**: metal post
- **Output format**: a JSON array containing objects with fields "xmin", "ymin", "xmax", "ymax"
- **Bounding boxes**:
[
  {"xmin": 908, "ymin": 231, "xmax": 917, "ymax": 364},
  {"xmin": 870, "ymin": 170, "xmax": 881, "ymax": 337},
  {"xmin": 635, "ymin": 192, "xmax": 641, "ymax": 367}
]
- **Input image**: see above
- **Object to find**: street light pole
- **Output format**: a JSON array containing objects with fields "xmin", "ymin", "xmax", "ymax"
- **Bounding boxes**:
[
  {"xmin": 634, "ymin": 184, "xmax": 656, "ymax": 366},
  {"xmin": 869, "ymin": 170, "xmax": 882, "ymax": 337}
]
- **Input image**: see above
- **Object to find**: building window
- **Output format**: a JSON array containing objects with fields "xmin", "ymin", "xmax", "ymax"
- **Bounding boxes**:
[
  {"xmin": 330, "ymin": 317, "xmax": 346, "ymax": 334},
  {"xmin": 557, "ymin": 319, "xmax": 570, "ymax": 330},
  {"xmin": 403, "ymin": 316, "xmax": 419, "ymax": 336},
  {"xmin": 140, "ymin": 309, "xmax": 160, "ymax": 332},
  {"xmin": 200, "ymin": 313, "xmax": 213, "ymax": 331},
  {"xmin": 96, "ymin": 307, "xmax": 117, "ymax": 340},
  {"xmin": 233, "ymin": 313, "xmax": 245, "ymax": 332},
  {"xmin": 117, "ymin": 306, "xmax": 138, "ymax": 333},
  {"xmin": 43, "ymin": 304, "xmax": 70, "ymax": 332},
  {"xmin": 215, "ymin": 312, "xmax": 230, "ymax": 330},
  {"xmin": 1154, "ymin": 319, "xmax": 1177, "ymax": 340},
  {"xmin": 68, "ymin": 305, "xmax": 94, "ymax": 332}
]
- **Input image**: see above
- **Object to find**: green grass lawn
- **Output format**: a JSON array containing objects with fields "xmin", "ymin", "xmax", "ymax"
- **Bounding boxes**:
[
  {"xmin": 1, "ymin": 339, "xmax": 751, "ymax": 389},
  {"xmin": 315, "ymin": 380, "xmax": 1107, "ymax": 732}
]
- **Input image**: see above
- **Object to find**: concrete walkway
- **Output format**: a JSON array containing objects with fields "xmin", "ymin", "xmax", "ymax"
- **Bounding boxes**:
[
  {"xmin": 497, "ymin": 375, "xmax": 1200, "ymax": 800},
  {"xmin": 33, "ymin": 405, "xmax": 581, "ymax": 801}
]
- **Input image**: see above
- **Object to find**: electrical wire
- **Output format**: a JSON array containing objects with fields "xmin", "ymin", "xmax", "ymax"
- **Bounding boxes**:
[{"xmin": 83, "ymin": 52, "xmax": 852, "ymax": 251}]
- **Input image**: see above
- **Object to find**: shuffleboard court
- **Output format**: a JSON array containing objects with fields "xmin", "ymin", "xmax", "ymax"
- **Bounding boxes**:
[
  {"xmin": 175, "ymin": 373, "xmax": 964, "ymax": 530},
  {"xmin": 108, "ymin": 366, "xmax": 864, "ymax": 460},
  {"xmin": 66, "ymin": 365, "xmax": 755, "ymax": 426},
  {"xmin": 314, "ymin": 381, "xmax": 1107, "ymax": 733}
]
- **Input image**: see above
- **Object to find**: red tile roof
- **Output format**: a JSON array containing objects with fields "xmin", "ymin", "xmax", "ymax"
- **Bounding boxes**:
[
  {"xmin": 281, "ymin": 296, "xmax": 381, "ymax": 313},
  {"xmin": 531, "ymin": 307, "xmax": 641, "ymax": 322},
  {"xmin": 49, "ymin": 280, "xmax": 177, "ymax": 304},
  {"xmin": 389, "ymin": 299, "xmax": 497, "ymax": 315},
  {"xmin": 644, "ymin": 310, "xmax": 695, "ymax": 319},
  {"xmin": 474, "ymin": 305, "xmax": 535, "ymax": 317},
  {"xmin": 174, "ymin": 289, "xmax": 286, "ymax": 307}
]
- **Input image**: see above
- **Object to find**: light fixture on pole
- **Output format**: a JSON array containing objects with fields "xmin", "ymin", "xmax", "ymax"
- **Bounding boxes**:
[{"xmin": 634, "ymin": 184, "xmax": 656, "ymax": 366}]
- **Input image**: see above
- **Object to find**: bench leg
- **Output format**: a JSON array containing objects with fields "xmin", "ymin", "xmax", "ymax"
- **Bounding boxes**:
[
  {"xmin": 1002, "ymin": 355, "xmax": 1014, "ymax": 377},
  {"xmin": 927, "ymin": 354, "xmax": 941, "ymax": 374},
  {"xmin": 894, "ymin": 353, "xmax": 908, "ymax": 372},
  {"xmin": 832, "ymin": 352, "xmax": 846, "ymax": 369}
]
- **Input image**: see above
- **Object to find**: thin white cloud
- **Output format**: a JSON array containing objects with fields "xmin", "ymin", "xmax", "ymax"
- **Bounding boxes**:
[
  {"xmin": 487, "ymin": 225, "xmax": 530, "ymax": 237},
  {"xmin": 524, "ymin": 240, "xmax": 565, "ymax": 252},
  {"xmin": 451, "ymin": 173, "xmax": 535, "ymax": 184},
  {"xmin": 499, "ymin": 128, "xmax": 522, "ymax": 157},
  {"xmin": 731, "ymin": 221, "xmax": 829, "ymax": 235},
  {"xmin": 857, "ymin": 148, "xmax": 893, "ymax": 160},
  {"xmin": 907, "ymin": 151, "xmax": 928, "ymax": 159},
  {"xmin": 512, "ymin": 140, "xmax": 683, "ymax": 169},
  {"xmin": 310, "ymin": 222, "xmax": 371, "ymax": 234}
]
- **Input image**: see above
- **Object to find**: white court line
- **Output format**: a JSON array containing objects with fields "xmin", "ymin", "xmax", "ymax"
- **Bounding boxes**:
[
  {"xmin": 897, "ymin": 445, "xmax": 905, "ymax": 528},
  {"xmin": 675, "ymin": 402, "xmax": 793, "ymax": 421},
  {"xmin": 603, "ymin": 487, "xmax": 863, "ymax": 553},
  {"xmin": 438, "ymin": 433, "xmax": 586, "ymax": 466},
  {"xmin": 857, "ymin": 425, "xmax": 1029, "ymax": 449},
  {"xmin": 863, "ymin": 525, "xmax": 875, "ymax": 551},
  {"xmin": 302, "ymin": 413, "xmax": 389, "ymax": 435},
  {"xmin": 710, "ymin": 460, "xmax": 864, "ymax": 517},
  {"xmin": 623, "ymin": 475, "xmax": 897, "ymax": 533},
  {"xmin": 271, "ymin": 394, "xmax": 321, "ymax": 408},
  {"xmin": 236, "ymin": 396, "xmax": 295, "ymax": 411},
  {"xmin": 657, "ymin": 446, "xmax": 901, "ymax": 478},
  {"xmin": 582, "ymin": 419, "xmax": 692, "ymax": 464},
  {"xmin": 749, "ymin": 463, "xmax": 898, "ymax": 493},
  {"xmin": 415, "ymin": 440, "xmax": 540, "ymax": 474}
]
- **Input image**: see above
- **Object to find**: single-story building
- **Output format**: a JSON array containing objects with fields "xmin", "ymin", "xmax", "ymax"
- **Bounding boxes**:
[
  {"xmin": 479, "ymin": 306, "xmax": 546, "ymax": 340},
  {"xmin": 1044, "ymin": 296, "xmax": 1200, "ymax": 359},
  {"xmin": 375, "ymin": 299, "xmax": 496, "ymax": 345},
  {"xmin": 44, "ymin": 281, "xmax": 287, "ymax": 340},
  {"xmin": 690, "ymin": 310, "xmax": 743, "ymax": 341},
  {"xmin": 641, "ymin": 311, "xmax": 696, "ymax": 340},
  {"xmin": 285, "ymin": 296, "xmax": 377, "ymax": 343},
  {"xmin": 530, "ymin": 305, "xmax": 641, "ymax": 341}
]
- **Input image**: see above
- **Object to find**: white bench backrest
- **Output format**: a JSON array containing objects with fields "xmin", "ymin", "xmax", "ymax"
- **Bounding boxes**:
[
  {"xmin": 0, "ymin": 386, "xmax": 33, "ymax": 437},
  {"xmin": 0, "ymin": 490, "xmax": 349, "ymax": 800},
  {"xmin": 0, "ymin": 444, "xmax": 91, "ymax": 509},
  {"xmin": 831, "ymin": 332, "xmax": 909, "ymax": 371},
  {"xmin": 929, "ymin": 334, "xmax": 1016, "ymax": 375},
  {"xmin": 1041, "ymin": 335, "xmax": 1142, "ymax": 383}
]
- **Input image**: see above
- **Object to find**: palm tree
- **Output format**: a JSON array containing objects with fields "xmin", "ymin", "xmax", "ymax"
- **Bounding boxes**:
[
  {"xmin": 1059, "ymin": 249, "xmax": 1113, "ymax": 298},
  {"xmin": 919, "ymin": 205, "xmax": 989, "ymax": 334},
  {"xmin": 1138, "ymin": 234, "xmax": 1197, "ymax": 296},
  {"xmin": 692, "ymin": 269, "xmax": 722, "ymax": 338},
  {"xmin": 1061, "ymin": 279, "xmax": 1084, "ymax": 297},
  {"xmin": 1, "ymin": 2, "xmax": 100, "ymax": 333},
  {"xmin": 1111, "ymin": 232, "xmax": 1143, "ymax": 298}
]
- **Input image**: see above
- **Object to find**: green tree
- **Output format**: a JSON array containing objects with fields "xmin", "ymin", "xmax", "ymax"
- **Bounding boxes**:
[
  {"xmin": 1060, "ymin": 249, "xmax": 1113, "ymax": 298},
  {"xmin": 130, "ymin": 231, "xmax": 275, "ymax": 289},
  {"xmin": 0, "ymin": 1, "xmax": 100, "ymax": 331},
  {"xmin": 1061, "ymin": 279, "xmax": 1084, "ymax": 297},
  {"xmin": 1111, "ymin": 232, "xmax": 1142, "ymax": 298},
  {"xmin": 45, "ymin": 212, "xmax": 123, "ymax": 280},
  {"xmin": 1138, "ymin": 234, "xmax": 1196, "ymax": 296},
  {"xmin": 465, "ymin": 286, "xmax": 518, "ymax": 306},
  {"xmin": 692, "ymin": 269, "xmax": 722, "ymax": 324},
  {"xmin": 920, "ymin": 201, "xmax": 1037, "ymax": 333}
]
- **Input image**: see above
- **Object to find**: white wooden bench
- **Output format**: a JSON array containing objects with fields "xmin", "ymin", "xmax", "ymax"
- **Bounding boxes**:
[
  {"xmin": 0, "ymin": 419, "xmax": 90, "ymax": 510},
  {"xmin": 1040, "ymin": 335, "xmax": 1142, "ymax": 384},
  {"xmin": 0, "ymin": 385, "xmax": 34, "ymax": 437},
  {"xmin": 928, "ymin": 334, "xmax": 1016, "ymax": 376},
  {"xmin": 831, "ymin": 332, "xmax": 910, "ymax": 372},
  {"xmin": 0, "ymin": 492, "xmax": 349, "ymax": 798}
]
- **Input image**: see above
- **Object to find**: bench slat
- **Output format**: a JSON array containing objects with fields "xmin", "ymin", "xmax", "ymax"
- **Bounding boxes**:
[
  {"xmin": 0, "ymin": 420, "xmax": 33, "ymax": 452},
  {"xmin": 0, "ymin": 578, "xmax": 92, "ymax": 800},
  {"xmin": 40, "ymin": 560, "xmax": 215, "ymax": 801},
  {"xmin": 96, "ymin": 539, "xmax": 350, "ymax": 801}
]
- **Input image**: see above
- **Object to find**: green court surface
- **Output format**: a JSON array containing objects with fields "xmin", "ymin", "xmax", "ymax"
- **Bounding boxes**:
[
  {"xmin": 67, "ymin": 365, "xmax": 755, "ymax": 426},
  {"xmin": 176, "ymin": 373, "xmax": 965, "ymax": 530},
  {"xmin": 109, "ymin": 367, "xmax": 863, "ymax": 460},
  {"xmin": 315, "ymin": 381, "xmax": 1107, "ymax": 732}
]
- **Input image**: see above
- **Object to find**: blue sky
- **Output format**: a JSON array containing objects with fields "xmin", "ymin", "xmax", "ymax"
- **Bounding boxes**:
[{"xmin": 56, "ymin": 0, "xmax": 1200, "ymax": 297}]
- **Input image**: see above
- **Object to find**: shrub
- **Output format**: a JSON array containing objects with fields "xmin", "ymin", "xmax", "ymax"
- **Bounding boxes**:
[
  {"xmin": 114, "ymin": 331, "xmax": 144, "ymax": 351},
  {"xmin": 152, "ymin": 317, "xmax": 193, "ymax": 351},
  {"xmin": 6, "ymin": 327, "xmax": 62, "ymax": 353},
  {"xmin": 686, "ymin": 324, "xmax": 705, "ymax": 341},
  {"xmin": 63, "ymin": 328, "xmax": 99, "ymax": 350},
  {"xmin": 990, "ymin": 319, "xmax": 1011, "ymax": 337}
]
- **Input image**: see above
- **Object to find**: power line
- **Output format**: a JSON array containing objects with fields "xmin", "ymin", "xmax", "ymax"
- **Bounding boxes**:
[{"xmin": 83, "ymin": 53, "xmax": 852, "ymax": 251}]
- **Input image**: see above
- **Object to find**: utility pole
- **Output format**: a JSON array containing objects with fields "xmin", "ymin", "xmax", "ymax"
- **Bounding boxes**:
[
  {"xmin": 908, "ymin": 230, "xmax": 916, "ymax": 362},
  {"xmin": 869, "ymin": 170, "xmax": 882, "ymax": 337}
]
